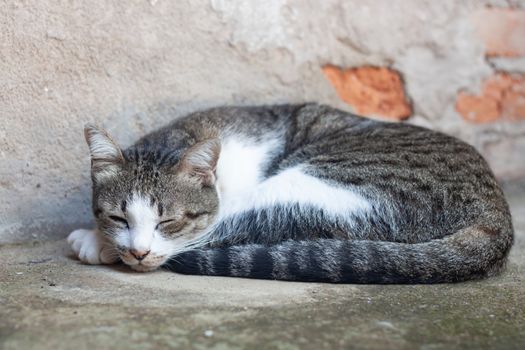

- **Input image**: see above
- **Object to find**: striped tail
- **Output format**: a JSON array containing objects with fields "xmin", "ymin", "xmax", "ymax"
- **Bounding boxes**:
[{"xmin": 164, "ymin": 225, "xmax": 512, "ymax": 284}]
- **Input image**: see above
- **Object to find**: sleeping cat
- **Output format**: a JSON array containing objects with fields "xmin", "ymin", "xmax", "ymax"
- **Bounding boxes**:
[{"xmin": 68, "ymin": 104, "xmax": 513, "ymax": 283}]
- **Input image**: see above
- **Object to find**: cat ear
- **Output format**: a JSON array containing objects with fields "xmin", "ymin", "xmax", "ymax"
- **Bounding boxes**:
[
  {"xmin": 178, "ymin": 139, "xmax": 221, "ymax": 187},
  {"xmin": 84, "ymin": 124, "xmax": 125, "ymax": 183}
]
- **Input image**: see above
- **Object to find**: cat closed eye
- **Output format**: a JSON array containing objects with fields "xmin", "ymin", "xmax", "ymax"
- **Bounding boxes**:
[
  {"xmin": 109, "ymin": 215, "xmax": 129, "ymax": 228},
  {"xmin": 154, "ymin": 213, "xmax": 206, "ymax": 231},
  {"xmin": 156, "ymin": 219, "xmax": 175, "ymax": 228},
  {"xmin": 156, "ymin": 219, "xmax": 185, "ymax": 232},
  {"xmin": 186, "ymin": 211, "xmax": 208, "ymax": 219}
]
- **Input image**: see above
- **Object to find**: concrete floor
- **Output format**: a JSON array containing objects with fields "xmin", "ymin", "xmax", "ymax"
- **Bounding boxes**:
[{"xmin": 1, "ymin": 183, "xmax": 525, "ymax": 350}]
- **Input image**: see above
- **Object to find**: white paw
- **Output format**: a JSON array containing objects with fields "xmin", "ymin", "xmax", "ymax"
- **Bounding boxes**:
[{"xmin": 67, "ymin": 229, "xmax": 119, "ymax": 265}]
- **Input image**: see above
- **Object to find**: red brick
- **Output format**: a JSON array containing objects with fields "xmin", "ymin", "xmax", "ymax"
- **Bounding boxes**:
[
  {"xmin": 471, "ymin": 8, "xmax": 525, "ymax": 57},
  {"xmin": 322, "ymin": 65, "xmax": 412, "ymax": 121},
  {"xmin": 456, "ymin": 73, "xmax": 525, "ymax": 123}
]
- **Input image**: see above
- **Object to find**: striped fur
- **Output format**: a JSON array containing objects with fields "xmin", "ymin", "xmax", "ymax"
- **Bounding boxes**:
[{"xmin": 165, "ymin": 227, "xmax": 508, "ymax": 283}]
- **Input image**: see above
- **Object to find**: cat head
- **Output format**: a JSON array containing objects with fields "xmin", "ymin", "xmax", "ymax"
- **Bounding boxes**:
[{"xmin": 84, "ymin": 124, "xmax": 220, "ymax": 271}]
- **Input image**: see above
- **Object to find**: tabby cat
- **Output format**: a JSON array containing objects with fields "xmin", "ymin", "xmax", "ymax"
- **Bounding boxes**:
[{"xmin": 68, "ymin": 104, "xmax": 513, "ymax": 283}]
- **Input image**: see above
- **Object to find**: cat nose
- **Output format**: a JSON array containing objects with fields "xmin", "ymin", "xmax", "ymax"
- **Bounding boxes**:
[{"xmin": 130, "ymin": 249, "xmax": 150, "ymax": 261}]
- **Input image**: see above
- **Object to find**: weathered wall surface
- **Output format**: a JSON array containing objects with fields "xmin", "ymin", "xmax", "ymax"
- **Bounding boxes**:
[{"xmin": 1, "ymin": 0, "xmax": 525, "ymax": 243}]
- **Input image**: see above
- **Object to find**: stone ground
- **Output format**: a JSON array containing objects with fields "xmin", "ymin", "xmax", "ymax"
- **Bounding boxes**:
[{"xmin": 1, "ymin": 182, "xmax": 525, "ymax": 350}]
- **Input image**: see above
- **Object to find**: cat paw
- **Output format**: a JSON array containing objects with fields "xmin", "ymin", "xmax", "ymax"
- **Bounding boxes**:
[{"xmin": 67, "ymin": 229, "xmax": 119, "ymax": 265}]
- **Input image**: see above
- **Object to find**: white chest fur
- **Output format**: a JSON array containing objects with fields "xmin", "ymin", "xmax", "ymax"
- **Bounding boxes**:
[
  {"xmin": 215, "ymin": 136, "xmax": 371, "ymax": 219},
  {"xmin": 215, "ymin": 137, "xmax": 279, "ymax": 198}
]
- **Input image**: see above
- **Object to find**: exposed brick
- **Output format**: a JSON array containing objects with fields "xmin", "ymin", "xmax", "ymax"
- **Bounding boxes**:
[
  {"xmin": 456, "ymin": 73, "xmax": 525, "ymax": 123},
  {"xmin": 322, "ymin": 65, "xmax": 412, "ymax": 121},
  {"xmin": 472, "ymin": 7, "xmax": 525, "ymax": 57}
]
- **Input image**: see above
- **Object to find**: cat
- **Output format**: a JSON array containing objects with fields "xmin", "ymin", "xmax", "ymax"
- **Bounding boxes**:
[{"xmin": 68, "ymin": 104, "xmax": 514, "ymax": 283}]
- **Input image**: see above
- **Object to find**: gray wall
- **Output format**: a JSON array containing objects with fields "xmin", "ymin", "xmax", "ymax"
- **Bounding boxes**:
[{"xmin": 2, "ymin": 0, "xmax": 525, "ymax": 243}]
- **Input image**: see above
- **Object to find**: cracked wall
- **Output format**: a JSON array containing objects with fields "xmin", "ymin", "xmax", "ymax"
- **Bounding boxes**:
[{"xmin": 1, "ymin": 0, "xmax": 525, "ymax": 243}]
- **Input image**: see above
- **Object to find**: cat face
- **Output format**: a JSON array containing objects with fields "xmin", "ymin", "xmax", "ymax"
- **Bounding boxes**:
[{"xmin": 84, "ymin": 124, "xmax": 220, "ymax": 271}]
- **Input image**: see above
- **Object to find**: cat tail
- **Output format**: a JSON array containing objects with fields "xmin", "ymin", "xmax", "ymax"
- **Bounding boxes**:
[{"xmin": 163, "ymin": 224, "xmax": 512, "ymax": 283}]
